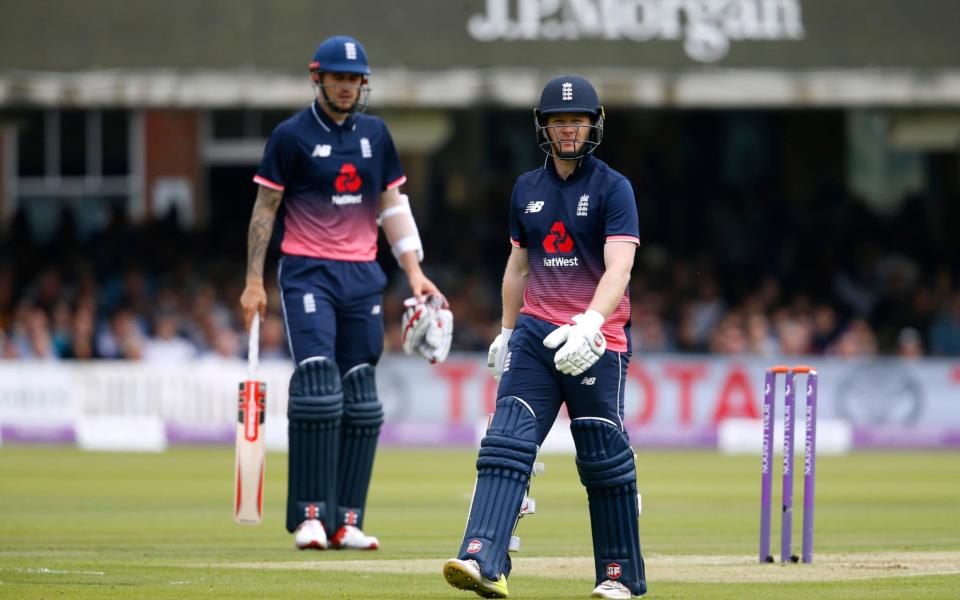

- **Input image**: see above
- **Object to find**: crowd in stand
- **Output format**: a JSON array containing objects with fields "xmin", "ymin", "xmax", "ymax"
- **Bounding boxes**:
[{"xmin": 2, "ymin": 182, "xmax": 960, "ymax": 362}]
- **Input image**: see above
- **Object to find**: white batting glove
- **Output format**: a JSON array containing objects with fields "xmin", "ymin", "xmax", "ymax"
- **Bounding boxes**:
[
  {"xmin": 401, "ymin": 297, "xmax": 432, "ymax": 355},
  {"xmin": 542, "ymin": 310, "xmax": 606, "ymax": 376},
  {"xmin": 421, "ymin": 300, "xmax": 453, "ymax": 363},
  {"xmin": 487, "ymin": 327, "xmax": 513, "ymax": 382},
  {"xmin": 401, "ymin": 294, "xmax": 454, "ymax": 363}
]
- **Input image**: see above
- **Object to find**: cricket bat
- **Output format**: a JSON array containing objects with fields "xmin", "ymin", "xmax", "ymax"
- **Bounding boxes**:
[{"xmin": 234, "ymin": 316, "xmax": 267, "ymax": 524}]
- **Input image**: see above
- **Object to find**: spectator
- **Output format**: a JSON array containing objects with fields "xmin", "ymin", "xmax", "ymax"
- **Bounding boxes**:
[
  {"xmin": 929, "ymin": 291, "xmax": 960, "ymax": 355},
  {"xmin": 631, "ymin": 292, "xmax": 675, "ymax": 353},
  {"xmin": 686, "ymin": 273, "xmax": 726, "ymax": 348},
  {"xmin": 775, "ymin": 312, "xmax": 814, "ymax": 356},
  {"xmin": 710, "ymin": 312, "xmax": 748, "ymax": 354},
  {"xmin": 896, "ymin": 327, "xmax": 924, "ymax": 358},
  {"xmin": 96, "ymin": 307, "xmax": 145, "ymax": 360},
  {"xmin": 142, "ymin": 310, "xmax": 196, "ymax": 362},
  {"xmin": 745, "ymin": 312, "xmax": 778, "ymax": 357},
  {"xmin": 810, "ymin": 304, "xmax": 841, "ymax": 354},
  {"xmin": 0, "ymin": 329, "xmax": 17, "ymax": 359},
  {"xmin": 0, "ymin": 265, "xmax": 14, "ymax": 332},
  {"xmin": 19, "ymin": 306, "xmax": 58, "ymax": 360},
  {"xmin": 65, "ymin": 304, "xmax": 97, "ymax": 359},
  {"xmin": 829, "ymin": 318, "xmax": 879, "ymax": 357},
  {"xmin": 201, "ymin": 325, "xmax": 240, "ymax": 363},
  {"xmin": 50, "ymin": 300, "xmax": 73, "ymax": 357}
]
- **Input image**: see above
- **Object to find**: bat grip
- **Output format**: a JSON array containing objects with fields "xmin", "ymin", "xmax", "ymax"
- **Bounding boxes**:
[{"xmin": 248, "ymin": 316, "xmax": 260, "ymax": 375}]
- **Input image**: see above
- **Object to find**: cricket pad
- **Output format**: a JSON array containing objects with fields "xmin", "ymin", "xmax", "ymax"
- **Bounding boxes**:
[
  {"xmin": 336, "ymin": 363, "xmax": 384, "ymax": 530},
  {"xmin": 458, "ymin": 396, "xmax": 538, "ymax": 582},
  {"xmin": 572, "ymin": 418, "xmax": 646, "ymax": 597},
  {"xmin": 286, "ymin": 357, "xmax": 342, "ymax": 533}
]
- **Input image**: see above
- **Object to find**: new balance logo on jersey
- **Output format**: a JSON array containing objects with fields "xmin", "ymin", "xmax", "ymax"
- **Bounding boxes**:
[
  {"xmin": 360, "ymin": 138, "xmax": 372, "ymax": 158},
  {"xmin": 576, "ymin": 194, "xmax": 590, "ymax": 216},
  {"xmin": 525, "ymin": 201, "xmax": 544, "ymax": 213},
  {"xmin": 333, "ymin": 163, "xmax": 363, "ymax": 205},
  {"xmin": 312, "ymin": 144, "xmax": 332, "ymax": 158},
  {"xmin": 580, "ymin": 377, "xmax": 596, "ymax": 385}
]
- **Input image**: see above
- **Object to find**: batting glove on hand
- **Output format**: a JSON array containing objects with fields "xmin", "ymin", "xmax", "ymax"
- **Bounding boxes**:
[
  {"xmin": 401, "ymin": 294, "xmax": 453, "ymax": 364},
  {"xmin": 542, "ymin": 310, "xmax": 606, "ymax": 376},
  {"xmin": 487, "ymin": 327, "xmax": 513, "ymax": 382}
]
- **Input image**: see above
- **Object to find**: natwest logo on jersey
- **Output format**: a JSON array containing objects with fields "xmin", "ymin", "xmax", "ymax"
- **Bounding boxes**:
[
  {"xmin": 542, "ymin": 221, "xmax": 579, "ymax": 267},
  {"xmin": 333, "ymin": 163, "xmax": 363, "ymax": 205}
]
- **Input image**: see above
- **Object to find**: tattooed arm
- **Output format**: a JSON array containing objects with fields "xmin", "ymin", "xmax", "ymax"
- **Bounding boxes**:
[{"xmin": 240, "ymin": 185, "xmax": 283, "ymax": 329}]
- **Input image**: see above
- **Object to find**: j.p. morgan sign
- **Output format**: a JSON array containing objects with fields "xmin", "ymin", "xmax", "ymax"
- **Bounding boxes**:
[{"xmin": 468, "ymin": 0, "xmax": 805, "ymax": 63}]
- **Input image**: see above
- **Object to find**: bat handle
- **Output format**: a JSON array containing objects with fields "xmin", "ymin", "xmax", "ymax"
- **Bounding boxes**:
[{"xmin": 248, "ymin": 316, "xmax": 260, "ymax": 375}]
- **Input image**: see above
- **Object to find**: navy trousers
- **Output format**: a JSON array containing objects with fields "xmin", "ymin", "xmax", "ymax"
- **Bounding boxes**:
[
  {"xmin": 498, "ymin": 314, "xmax": 631, "ymax": 444},
  {"xmin": 278, "ymin": 255, "xmax": 386, "ymax": 372}
]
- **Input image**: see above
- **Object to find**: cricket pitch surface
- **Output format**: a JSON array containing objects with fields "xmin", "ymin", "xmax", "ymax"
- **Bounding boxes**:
[{"xmin": 218, "ymin": 551, "xmax": 960, "ymax": 583}]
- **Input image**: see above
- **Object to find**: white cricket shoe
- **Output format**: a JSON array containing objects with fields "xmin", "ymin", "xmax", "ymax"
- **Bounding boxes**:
[
  {"xmin": 591, "ymin": 579, "xmax": 639, "ymax": 599},
  {"xmin": 330, "ymin": 525, "xmax": 379, "ymax": 550},
  {"xmin": 294, "ymin": 518, "xmax": 327, "ymax": 550}
]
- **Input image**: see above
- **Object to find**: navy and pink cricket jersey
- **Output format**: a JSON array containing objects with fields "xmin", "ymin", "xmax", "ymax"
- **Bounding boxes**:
[
  {"xmin": 254, "ymin": 101, "xmax": 406, "ymax": 261},
  {"xmin": 510, "ymin": 154, "xmax": 640, "ymax": 352}
]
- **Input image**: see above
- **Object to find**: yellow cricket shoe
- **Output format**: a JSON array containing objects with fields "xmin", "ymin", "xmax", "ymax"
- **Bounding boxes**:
[{"xmin": 442, "ymin": 558, "xmax": 509, "ymax": 598}]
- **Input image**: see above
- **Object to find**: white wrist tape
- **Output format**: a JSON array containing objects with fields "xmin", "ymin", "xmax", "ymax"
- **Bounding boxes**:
[
  {"xmin": 392, "ymin": 235, "xmax": 423, "ymax": 261},
  {"xmin": 379, "ymin": 202, "xmax": 411, "ymax": 221},
  {"xmin": 380, "ymin": 194, "xmax": 423, "ymax": 262}
]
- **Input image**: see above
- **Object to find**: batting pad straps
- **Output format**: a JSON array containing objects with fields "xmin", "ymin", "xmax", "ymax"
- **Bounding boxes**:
[
  {"xmin": 571, "ymin": 417, "xmax": 646, "ymax": 597},
  {"xmin": 286, "ymin": 357, "xmax": 342, "ymax": 533},
  {"xmin": 337, "ymin": 364, "xmax": 384, "ymax": 529},
  {"xmin": 380, "ymin": 193, "xmax": 423, "ymax": 262},
  {"xmin": 341, "ymin": 364, "xmax": 384, "ymax": 428},
  {"xmin": 573, "ymin": 429, "xmax": 636, "ymax": 489},
  {"xmin": 288, "ymin": 357, "xmax": 343, "ymax": 422},
  {"xmin": 477, "ymin": 397, "xmax": 539, "ymax": 473}
]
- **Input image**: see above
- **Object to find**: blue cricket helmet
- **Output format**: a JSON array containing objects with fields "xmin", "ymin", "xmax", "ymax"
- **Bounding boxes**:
[
  {"xmin": 309, "ymin": 35, "xmax": 371, "ymax": 114},
  {"xmin": 537, "ymin": 75, "xmax": 602, "ymax": 117},
  {"xmin": 309, "ymin": 35, "xmax": 371, "ymax": 75},
  {"xmin": 534, "ymin": 75, "xmax": 605, "ymax": 160}
]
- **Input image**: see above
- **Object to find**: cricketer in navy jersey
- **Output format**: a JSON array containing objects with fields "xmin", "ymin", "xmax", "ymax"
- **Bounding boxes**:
[
  {"xmin": 509, "ymin": 156, "xmax": 639, "ymax": 353},
  {"xmin": 240, "ymin": 35, "xmax": 443, "ymax": 553},
  {"xmin": 253, "ymin": 102, "xmax": 405, "ymax": 262},
  {"xmin": 444, "ymin": 76, "xmax": 647, "ymax": 599}
]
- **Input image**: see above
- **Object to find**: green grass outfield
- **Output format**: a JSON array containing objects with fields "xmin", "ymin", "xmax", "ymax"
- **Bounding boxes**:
[{"xmin": 1, "ymin": 446, "xmax": 958, "ymax": 599}]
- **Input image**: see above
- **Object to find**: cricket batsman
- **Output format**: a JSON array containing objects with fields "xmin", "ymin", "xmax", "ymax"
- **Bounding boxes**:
[
  {"xmin": 443, "ymin": 75, "xmax": 647, "ymax": 598},
  {"xmin": 240, "ymin": 35, "xmax": 449, "ymax": 550}
]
